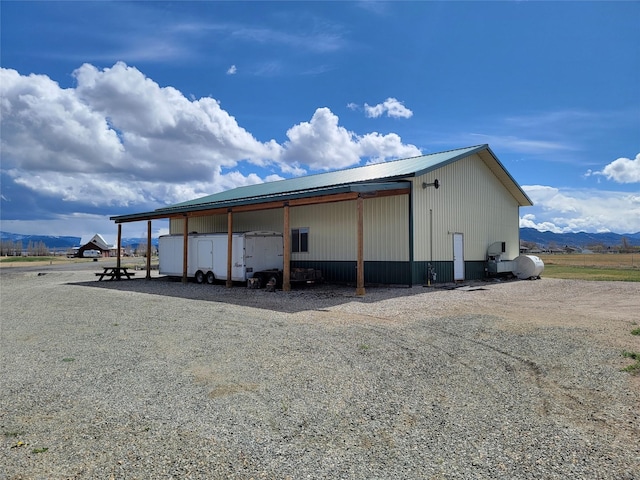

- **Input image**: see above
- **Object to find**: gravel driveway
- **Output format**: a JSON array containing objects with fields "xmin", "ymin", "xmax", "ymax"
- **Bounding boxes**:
[{"xmin": 1, "ymin": 266, "xmax": 639, "ymax": 479}]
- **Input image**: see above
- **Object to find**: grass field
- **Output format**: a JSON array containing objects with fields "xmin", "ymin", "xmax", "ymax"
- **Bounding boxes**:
[
  {"xmin": 0, "ymin": 255, "xmax": 154, "ymax": 269},
  {"xmin": 0, "ymin": 256, "xmax": 100, "ymax": 266},
  {"xmin": 538, "ymin": 253, "xmax": 640, "ymax": 282},
  {"xmin": 0, "ymin": 256, "xmax": 74, "ymax": 264}
]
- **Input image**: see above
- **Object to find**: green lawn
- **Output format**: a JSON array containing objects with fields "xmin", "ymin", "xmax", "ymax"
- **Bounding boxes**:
[{"xmin": 542, "ymin": 264, "xmax": 640, "ymax": 282}]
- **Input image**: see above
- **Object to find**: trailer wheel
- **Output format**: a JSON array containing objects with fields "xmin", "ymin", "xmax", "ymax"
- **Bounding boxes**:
[
  {"xmin": 195, "ymin": 270, "xmax": 205, "ymax": 284},
  {"xmin": 268, "ymin": 274, "xmax": 279, "ymax": 288},
  {"xmin": 247, "ymin": 276, "xmax": 261, "ymax": 289},
  {"xmin": 206, "ymin": 271, "xmax": 215, "ymax": 284}
]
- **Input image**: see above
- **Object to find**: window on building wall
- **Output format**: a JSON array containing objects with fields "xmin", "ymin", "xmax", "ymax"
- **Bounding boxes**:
[{"xmin": 291, "ymin": 227, "xmax": 309, "ymax": 253}]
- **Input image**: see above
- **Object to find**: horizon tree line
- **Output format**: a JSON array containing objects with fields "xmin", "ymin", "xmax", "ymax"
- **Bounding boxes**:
[{"xmin": 0, "ymin": 240, "xmax": 50, "ymax": 256}]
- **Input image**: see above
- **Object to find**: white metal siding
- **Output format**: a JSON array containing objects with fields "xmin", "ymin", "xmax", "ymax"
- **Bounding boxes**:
[
  {"xmin": 413, "ymin": 153, "xmax": 521, "ymax": 261},
  {"xmin": 289, "ymin": 195, "xmax": 409, "ymax": 262},
  {"xmin": 168, "ymin": 193, "xmax": 409, "ymax": 263},
  {"xmin": 234, "ymin": 210, "xmax": 283, "ymax": 232},
  {"xmin": 363, "ymin": 195, "xmax": 409, "ymax": 261},
  {"xmin": 170, "ymin": 216, "xmax": 226, "ymax": 234},
  {"xmin": 170, "ymin": 209, "xmax": 283, "ymax": 235},
  {"xmin": 290, "ymin": 202, "xmax": 356, "ymax": 261}
]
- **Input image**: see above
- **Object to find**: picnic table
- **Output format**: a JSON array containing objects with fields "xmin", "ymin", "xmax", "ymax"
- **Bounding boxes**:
[{"xmin": 96, "ymin": 267, "xmax": 136, "ymax": 281}]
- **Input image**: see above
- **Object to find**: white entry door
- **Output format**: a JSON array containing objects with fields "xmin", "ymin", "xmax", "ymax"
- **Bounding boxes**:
[{"xmin": 453, "ymin": 233, "xmax": 464, "ymax": 281}]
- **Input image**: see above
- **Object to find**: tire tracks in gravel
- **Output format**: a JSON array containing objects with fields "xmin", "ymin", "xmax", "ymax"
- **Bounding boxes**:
[
  {"xmin": 313, "ymin": 307, "xmax": 637, "ymax": 448},
  {"xmin": 289, "ymin": 309, "xmax": 549, "ymax": 468}
]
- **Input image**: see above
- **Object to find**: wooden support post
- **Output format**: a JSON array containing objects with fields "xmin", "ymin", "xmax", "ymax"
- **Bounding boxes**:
[
  {"xmin": 283, "ymin": 203, "xmax": 291, "ymax": 292},
  {"xmin": 182, "ymin": 216, "xmax": 189, "ymax": 283},
  {"xmin": 146, "ymin": 220, "xmax": 152, "ymax": 280},
  {"xmin": 116, "ymin": 224, "xmax": 122, "ymax": 270},
  {"xmin": 226, "ymin": 209, "xmax": 233, "ymax": 288},
  {"xmin": 356, "ymin": 195, "xmax": 365, "ymax": 296}
]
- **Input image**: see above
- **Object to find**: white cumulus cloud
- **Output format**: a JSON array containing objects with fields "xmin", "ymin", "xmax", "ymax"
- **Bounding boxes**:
[
  {"xmin": 227, "ymin": 65, "xmax": 237, "ymax": 75},
  {"xmin": 282, "ymin": 107, "xmax": 421, "ymax": 171},
  {"xmin": 0, "ymin": 68, "xmax": 126, "ymax": 174},
  {"xmin": 521, "ymin": 185, "xmax": 640, "ymax": 233},
  {"xmin": 598, "ymin": 153, "xmax": 640, "ymax": 183},
  {"xmin": 364, "ymin": 97, "xmax": 413, "ymax": 119},
  {"xmin": 0, "ymin": 63, "xmax": 420, "ymax": 212}
]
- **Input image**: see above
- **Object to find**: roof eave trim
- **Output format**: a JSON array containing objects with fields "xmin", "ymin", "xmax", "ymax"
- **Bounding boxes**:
[
  {"xmin": 480, "ymin": 145, "xmax": 533, "ymax": 206},
  {"xmin": 110, "ymin": 181, "xmax": 410, "ymax": 223},
  {"xmin": 412, "ymin": 144, "xmax": 489, "ymax": 178}
]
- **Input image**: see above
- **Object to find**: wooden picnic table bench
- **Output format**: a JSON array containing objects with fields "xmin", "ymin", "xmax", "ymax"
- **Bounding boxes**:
[{"xmin": 95, "ymin": 267, "xmax": 136, "ymax": 281}]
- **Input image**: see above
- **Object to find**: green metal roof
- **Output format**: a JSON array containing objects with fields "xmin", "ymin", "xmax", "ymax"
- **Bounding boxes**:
[
  {"xmin": 111, "ymin": 144, "xmax": 532, "ymax": 223},
  {"xmin": 170, "ymin": 145, "xmax": 483, "ymax": 209}
]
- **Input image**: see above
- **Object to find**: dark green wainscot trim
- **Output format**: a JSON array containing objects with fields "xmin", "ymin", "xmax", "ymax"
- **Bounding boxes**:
[
  {"xmin": 291, "ymin": 260, "xmax": 412, "ymax": 286},
  {"xmin": 291, "ymin": 260, "xmax": 355, "ymax": 284},
  {"xmin": 292, "ymin": 260, "xmax": 487, "ymax": 286},
  {"xmin": 363, "ymin": 261, "xmax": 412, "ymax": 286},
  {"xmin": 412, "ymin": 261, "xmax": 451, "ymax": 284},
  {"xmin": 412, "ymin": 260, "xmax": 487, "ymax": 284},
  {"xmin": 465, "ymin": 261, "xmax": 487, "ymax": 281}
]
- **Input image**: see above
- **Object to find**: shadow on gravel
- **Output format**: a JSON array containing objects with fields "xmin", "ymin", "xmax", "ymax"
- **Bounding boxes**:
[{"xmin": 69, "ymin": 275, "xmax": 502, "ymax": 313}]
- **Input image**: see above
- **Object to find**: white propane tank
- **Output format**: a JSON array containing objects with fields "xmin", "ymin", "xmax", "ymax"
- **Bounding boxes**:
[{"xmin": 512, "ymin": 255, "xmax": 544, "ymax": 279}]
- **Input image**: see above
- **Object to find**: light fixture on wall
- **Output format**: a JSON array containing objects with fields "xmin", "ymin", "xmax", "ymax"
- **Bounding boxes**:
[{"xmin": 422, "ymin": 179, "xmax": 440, "ymax": 189}]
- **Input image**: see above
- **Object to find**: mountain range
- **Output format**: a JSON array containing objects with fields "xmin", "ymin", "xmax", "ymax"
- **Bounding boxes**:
[
  {"xmin": 0, "ymin": 232, "xmax": 158, "ymax": 250},
  {"xmin": 2, "ymin": 229, "xmax": 639, "ymax": 251},
  {"xmin": 518, "ymin": 228, "xmax": 640, "ymax": 248}
]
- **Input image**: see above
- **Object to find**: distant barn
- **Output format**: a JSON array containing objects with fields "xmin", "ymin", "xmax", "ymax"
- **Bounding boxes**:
[
  {"xmin": 111, "ymin": 144, "xmax": 532, "ymax": 293},
  {"xmin": 76, "ymin": 234, "xmax": 114, "ymax": 258}
]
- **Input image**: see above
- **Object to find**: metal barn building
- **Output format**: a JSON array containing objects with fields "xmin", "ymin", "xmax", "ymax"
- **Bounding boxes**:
[
  {"xmin": 76, "ymin": 234, "xmax": 115, "ymax": 258},
  {"xmin": 111, "ymin": 144, "xmax": 532, "ymax": 294}
]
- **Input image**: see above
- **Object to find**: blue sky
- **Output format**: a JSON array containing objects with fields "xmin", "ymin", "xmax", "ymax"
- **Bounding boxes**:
[{"xmin": 1, "ymin": 1, "xmax": 639, "ymax": 241}]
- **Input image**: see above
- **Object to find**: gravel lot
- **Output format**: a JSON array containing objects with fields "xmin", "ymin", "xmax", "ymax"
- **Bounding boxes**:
[{"xmin": 1, "ymin": 263, "xmax": 639, "ymax": 479}]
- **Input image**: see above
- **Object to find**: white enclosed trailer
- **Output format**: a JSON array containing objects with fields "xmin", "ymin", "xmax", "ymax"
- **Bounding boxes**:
[{"xmin": 159, "ymin": 231, "xmax": 283, "ymax": 284}]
